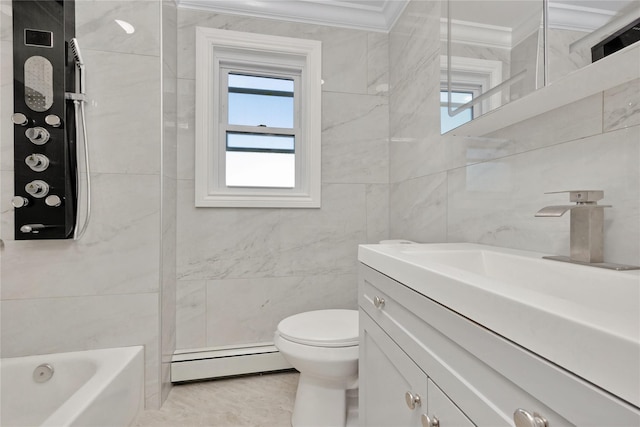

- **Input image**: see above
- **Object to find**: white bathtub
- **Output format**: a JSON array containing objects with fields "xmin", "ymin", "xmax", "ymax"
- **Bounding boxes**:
[{"xmin": 0, "ymin": 346, "xmax": 144, "ymax": 427}]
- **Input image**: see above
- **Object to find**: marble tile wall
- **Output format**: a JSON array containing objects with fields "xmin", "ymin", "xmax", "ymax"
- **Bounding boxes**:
[
  {"xmin": 547, "ymin": 28, "xmax": 592, "ymax": 84},
  {"xmin": 509, "ymin": 30, "xmax": 542, "ymax": 101},
  {"xmin": 174, "ymin": 10, "xmax": 390, "ymax": 350},
  {"xmin": 0, "ymin": 0, "xmax": 174, "ymax": 409},
  {"xmin": 389, "ymin": 0, "xmax": 640, "ymax": 267}
]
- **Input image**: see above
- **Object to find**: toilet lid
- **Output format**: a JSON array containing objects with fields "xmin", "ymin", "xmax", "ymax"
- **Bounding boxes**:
[{"xmin": 277, "ymin": 309, "xmax": 359, "ymax": 347}]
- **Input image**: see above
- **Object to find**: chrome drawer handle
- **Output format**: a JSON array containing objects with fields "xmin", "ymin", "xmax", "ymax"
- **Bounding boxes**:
[
  {"xmin": 373, "ymin": 295, "xmax": 385, "ymax": 309},
  {"xmin": 421, "ymin": 414, "xmax": 440, "ymax": 427},
  {"xmin": 514, "ymin": 409, "xmax": 548, "ymax": 427},
  {"xmin": 405, "ymin": 391, "xmax": 422, "ymax": 410}
]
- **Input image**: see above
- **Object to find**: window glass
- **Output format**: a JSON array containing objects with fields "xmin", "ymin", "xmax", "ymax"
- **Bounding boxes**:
[
  {"xmin": 228, "ymin": 74, "xmax": 294, "ymax": 128},
  {"xmin": 229, "ymin": 74, "xmax": 294, "ymax": 92},
  {"xmin": 226, "ymin": 151, "xmax": 295, "ymax": 188},
  {"xmin": 440, "ymin": 90, "xmax": 473, "ymax": 134},
  {"xmin": 440, "ymin": 90, "xmax": 473, "ymax": 105}
]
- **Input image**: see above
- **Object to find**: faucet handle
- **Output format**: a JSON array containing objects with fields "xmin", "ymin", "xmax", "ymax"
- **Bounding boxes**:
[{"xmin": 545, "ymin": 190, "xmax": 604, "ymax": 203}]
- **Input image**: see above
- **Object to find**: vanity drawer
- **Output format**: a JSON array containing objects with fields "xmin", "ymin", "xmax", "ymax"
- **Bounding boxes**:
[{"xmin": 359, "ymin": 263, "xmax": 640, "ymax": 427}]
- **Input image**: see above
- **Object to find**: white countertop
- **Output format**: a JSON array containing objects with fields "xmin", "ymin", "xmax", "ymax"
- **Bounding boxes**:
[{"xmin": 358, "ymin": 243, "xmax": 640, "ymax": 408}]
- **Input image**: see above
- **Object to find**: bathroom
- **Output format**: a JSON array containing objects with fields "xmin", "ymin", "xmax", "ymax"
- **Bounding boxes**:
[{"xmin": 0, "ymin": 0, "xmax": 638, "ymax": 424}]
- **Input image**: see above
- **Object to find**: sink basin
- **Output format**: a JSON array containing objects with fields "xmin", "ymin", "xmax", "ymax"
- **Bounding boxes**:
[
  {"xmin": 358, "ymin": 243, "xmax": 640, "ymax": 408},
  {"xmin": 398, "ymin": 248, "xmax": 638, "ymax": 325}
]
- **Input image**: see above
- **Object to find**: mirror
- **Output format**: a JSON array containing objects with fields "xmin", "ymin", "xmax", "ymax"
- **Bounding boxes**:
[
  {"xmin": 440, "ymin": 1, "xmax": 544, "ymax": 133},
  {"xmin": 441, "ymin": 0, "xmax": 640, "ymax": 134},
  {"xmin": 546, "ymin": 0, "xmax": 639, "ymax": 83}
]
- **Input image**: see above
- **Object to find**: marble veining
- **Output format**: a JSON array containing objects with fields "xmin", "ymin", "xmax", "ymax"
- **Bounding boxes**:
[
  {"xmin": 547, "ymin": 28, "xmax": 591, "ymax": 84},
  {"xmin": 322, "ymin": 92, "xmax": 389, "ymax": 184},
  {"xmin": 388, "ymin": 0, "xmax": 639, "ymax": 271},
  {"xmin": 76, "ymin": 0, "xmax": 160, "ymax": 56},
  {"xmin": 447, "ymin": 127, "xmax": 639, "ymax": 266},
  {"xmin": 390, "ymin": 172, "xmax": 448, "ymax": 244},
  {"xmin": 604, "ymin": 78, "xmax": 640, "ymax": 132},
  {"xmin": 0, "ymin": 0, "xmax": 169, "ymax": 409}
]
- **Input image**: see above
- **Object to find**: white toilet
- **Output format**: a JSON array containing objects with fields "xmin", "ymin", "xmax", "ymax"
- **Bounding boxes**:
[{"xmin": 274, "ymin": 309, "xmax": 359, "ymax": 427}]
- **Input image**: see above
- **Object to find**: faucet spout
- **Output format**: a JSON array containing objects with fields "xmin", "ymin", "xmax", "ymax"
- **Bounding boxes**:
[
  {"xmin": 534, "ymin": 205, "xmax": 576, "ymax": 217},
  {"xmin": 534, "ymin": 191, "xmax": 639, "ymax": 270},
  {"xmin": 535, "ymin": 191, "xmax": 612, "ymax": 264}
]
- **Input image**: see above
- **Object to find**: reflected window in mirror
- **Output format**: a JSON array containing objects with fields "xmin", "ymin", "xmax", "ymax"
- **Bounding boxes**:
[
  {"xmin": 439, "ymin": 55, "xmax": 502, "ymax": 134},
  {"xmin": 440, "ymin": 90, "xmax": 474, "ymax": 134},
  {"xmin": 440, "ymin": 0, "xmax": 544, "ymax": 133}
]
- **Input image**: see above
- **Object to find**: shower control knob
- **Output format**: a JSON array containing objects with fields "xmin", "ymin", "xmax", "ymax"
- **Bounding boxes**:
[
  {"xmin": 45, "ymin": 114, "xmax": 62, "ymax": 127},
  {"xmin": 11, "ymin": 113, "xmax": 29, "ymax": 126},
  {"xmin": 25, "ymin": 180, "xmax": 49, "ymax": 198},
  {"xmin": 20, "ymin": 224, "xmax": 46, "ymax": 234},
  {"xmin": 25, "ymin": 154, "xmax": 50, "ymax": 172},
  {"xmin": 25, "ymin": 127, "xmax": 50, "ymax": 145},
  {"xmin": 45, "ymin": 195, "xmax": 62, "ymax": 207},
  {"xmin": 11, "ymin": 196, "xmax": 29, "ymax": 208}
]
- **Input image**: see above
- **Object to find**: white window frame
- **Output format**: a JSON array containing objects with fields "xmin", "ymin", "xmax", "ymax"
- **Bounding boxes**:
[{"xmin": 195, "ymin": 28, "xmax": 322, "ymax": 208}]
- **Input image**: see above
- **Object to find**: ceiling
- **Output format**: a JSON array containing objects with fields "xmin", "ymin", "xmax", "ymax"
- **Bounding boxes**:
[
  {"xmin": 176, "ymin": 0, "xmax": 638, "ymax": 33},
  {"xmin": 176, "ymin": 0, "xmax": 410, "ymax": 32}
]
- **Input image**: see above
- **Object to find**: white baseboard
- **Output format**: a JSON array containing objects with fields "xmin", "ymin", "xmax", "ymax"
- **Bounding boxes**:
[{"xmin": 171, "ymin": 342, "xmax": 293, "ymax": 382}]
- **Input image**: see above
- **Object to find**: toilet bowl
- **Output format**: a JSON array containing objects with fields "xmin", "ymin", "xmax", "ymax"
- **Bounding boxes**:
[{"xmin": 274, "ymin": 309, "xmax": 359, "ymax": 427}]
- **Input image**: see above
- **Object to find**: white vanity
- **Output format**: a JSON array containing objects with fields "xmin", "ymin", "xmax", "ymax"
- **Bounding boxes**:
[{"xmin": 358, "ymin": 243, "xmax": 640, "ymax": 426}]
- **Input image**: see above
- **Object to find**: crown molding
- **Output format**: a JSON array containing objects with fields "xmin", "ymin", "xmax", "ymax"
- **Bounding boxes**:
[
  {"xmin": 440, "ymin": 2, "xmax": 627, "ymax": 50},
  {"xmin": 176, "ymin": 0, "xmax": 409, "ymax": 32},
  {"xmin": 440, "ymin": 19, "xmax": 513, "ymax": 49},
  {"xmin": 547, "ymin": 2, "xmax": 615, "ymax": 32}
]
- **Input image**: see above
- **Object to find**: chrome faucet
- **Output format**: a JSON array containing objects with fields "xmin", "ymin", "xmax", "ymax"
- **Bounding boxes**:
[
  {"xmin": 535, "ymin": 190, "xmax": 609, "ymax": 263},
  {"xmin": 535, "ymin": 191, "xmax": 638, "ymax": 270}
]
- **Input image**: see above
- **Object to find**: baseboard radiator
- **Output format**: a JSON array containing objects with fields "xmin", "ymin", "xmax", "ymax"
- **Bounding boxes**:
[{"xmin": 171, "ymin": 342, "xmax": 293, "ymax": 382}]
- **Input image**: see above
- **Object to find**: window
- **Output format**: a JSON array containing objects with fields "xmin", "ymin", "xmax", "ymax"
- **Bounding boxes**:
[
  {"xmin": 195, "ymin": 28, "xmax": 322, "ymax": 208},
  {"xmin": 440, "ymin": 89, "xmax": 476, "ymax": 134},
  {"xmin": 440, "ymin": 55, "xmax": 502, "ymax": 134},
  {"xmin": 224, "ymin": 73, "xmax": 296, "ymax": 188}
]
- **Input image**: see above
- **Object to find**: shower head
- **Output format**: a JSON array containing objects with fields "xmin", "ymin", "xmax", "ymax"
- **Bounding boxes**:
[
  {"xmin": 69, "ymin": 38, "xmax": 85, "ymax": 96},
  {"xmin": 69, "ymin": 38, "xmax": 84, "ymax": 67}
]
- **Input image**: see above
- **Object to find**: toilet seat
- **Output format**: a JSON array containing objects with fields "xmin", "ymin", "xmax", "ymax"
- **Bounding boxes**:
[{"xmin": 277, "ymin": 309, "xmax": 358, "ymax": 347}]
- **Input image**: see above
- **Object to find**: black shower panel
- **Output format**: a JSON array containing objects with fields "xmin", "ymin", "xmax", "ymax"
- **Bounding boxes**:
[{"xmin": 12, "ymin": 0, "xmax": 77, "ymax": 239}]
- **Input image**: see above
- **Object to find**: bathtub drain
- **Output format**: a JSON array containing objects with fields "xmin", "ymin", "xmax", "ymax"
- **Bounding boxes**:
[{"xmin": 33, "ymin": 363, "xmax": 54, "ymax": 383}]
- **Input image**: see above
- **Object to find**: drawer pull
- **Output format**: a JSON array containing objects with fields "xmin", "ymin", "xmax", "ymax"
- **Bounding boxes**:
[
  {"xmin": 421, "ymin": 414, "xmax": 440, "ymax": 427},
  {"xmin": 373, "ymin": 296, "xmax": 385, "ymax": 308},
  {"xmin": 405, "ymin": 391, "xmax": 422, "ymax": 410},
  {"xmin": 513, "ymin": 409, "xmax": 548, "ymax": 427}
]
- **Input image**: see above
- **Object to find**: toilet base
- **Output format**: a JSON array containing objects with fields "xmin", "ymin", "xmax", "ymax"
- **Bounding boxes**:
[{"xmin": 291, "ymin": 374, "xmax": 357, "ymax": 427}]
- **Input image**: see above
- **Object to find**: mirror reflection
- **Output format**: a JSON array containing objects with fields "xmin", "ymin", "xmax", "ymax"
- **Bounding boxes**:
[
  {"xmin": 441, "ymin": 0, "xmax": 543, "ymax": 133},
  {"xmin": 546, "ymin": 0, "xmax": 639, "ymax": 83},
  {"xmin": 441, "ymin": 0, "xmax": 640, "ymax": 134}
]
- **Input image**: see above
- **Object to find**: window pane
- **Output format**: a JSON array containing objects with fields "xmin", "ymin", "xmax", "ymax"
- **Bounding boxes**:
[
  {"xmin": 226, "ymin": 151, "xmax": 295, "ymax": 188},
  {"xmin": 227, "ymin": 133, "xmax": 294, "ymax": 153},
  {"xmin": 440, "ymin": 105, "xmax": 472, "ymax": 133},
  {"xmin": 440, "ymin": 90, "xmax": 474, "ymax": 133},
  {"xmin": 229, "ymin": 74, "xmax": 294, "ymax": 92},
  {"xmin": 440, "ymin": 90, "xmax": 473, "ymax": 105},
  {"xmin": 228, "ymin": 92, "xmax": 294, "ymax": 128},
  {"xmin": 228, "ymin": 73, "xmax": 294, "ymax": 128}
]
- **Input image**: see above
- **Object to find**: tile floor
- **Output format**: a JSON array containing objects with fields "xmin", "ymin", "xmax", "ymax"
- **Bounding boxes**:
[{"xmin": 133, "ymin": 371, "xmax": 299, "ymax": 427}]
